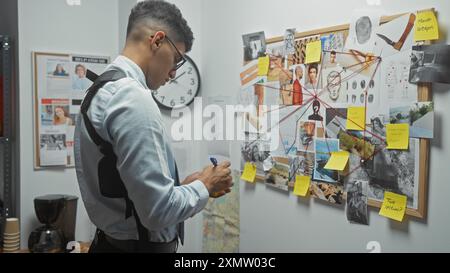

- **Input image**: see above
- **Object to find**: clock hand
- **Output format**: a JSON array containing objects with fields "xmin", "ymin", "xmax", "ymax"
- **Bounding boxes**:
[{"xmin": 170, "ymin": 71, "xmax": 186, "ymax": 83}]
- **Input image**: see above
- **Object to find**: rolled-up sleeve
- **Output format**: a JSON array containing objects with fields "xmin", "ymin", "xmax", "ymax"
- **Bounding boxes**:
[{"xmin": 102, "ymin": 79, "xmax": 209, "ymax": 231}]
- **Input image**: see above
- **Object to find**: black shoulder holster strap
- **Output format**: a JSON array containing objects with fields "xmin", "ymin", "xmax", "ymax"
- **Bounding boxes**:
[{"xmin": 81, "ymin": 69, "xmax": 149, "ymax": 243}]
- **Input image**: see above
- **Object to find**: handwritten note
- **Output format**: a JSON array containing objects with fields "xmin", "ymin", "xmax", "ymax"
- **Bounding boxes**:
[
  {"xmin": 324, "ymin": 151, "xmax": 349, "ymax": 171},
  {"xmin": 386, "ymin": 124, "xmax": 409, "ymax": 150},
  {"xmin": 414, "ymin": 10, "xmax": 439, "ymax": 41},
  {"xmin": 305, "ymin": 40, "xmax": 322, "ymax": 64},
  {"xmin": 241, "ymin": 162, "xmax": 257, "ymax": 183},
  {"xmin": 257, "ymin": 56, "xmax": 270, "ymax": 76},
  {"xmin": 293, "ymin": 176, "xmax": 311, "ymax": 197},
  {"xmin": 379, "ymin": 192, "xmax": 407, "ymax": 222},
  {"xmin": 347, "ymin": 107, "xmax": 366, "ymax": 131}
]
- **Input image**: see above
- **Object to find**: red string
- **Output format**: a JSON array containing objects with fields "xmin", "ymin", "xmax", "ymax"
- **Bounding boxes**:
[{"xmin": 243, "ymin": 49, "xmax": 387, "ymax": 179}]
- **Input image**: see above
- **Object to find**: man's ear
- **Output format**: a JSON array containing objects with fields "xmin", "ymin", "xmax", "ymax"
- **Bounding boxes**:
[{"xmin": 150, "ymin": 31, "xmax": 166, "ymax": 50}]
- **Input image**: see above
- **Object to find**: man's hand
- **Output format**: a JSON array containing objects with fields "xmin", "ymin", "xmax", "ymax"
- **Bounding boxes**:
[
  {"xmin": 181, "ymin": 172, "xmax": 201, "ymax": 185},
  {"xmin": 198, "ymin": 161, "xmax": 233, "ymax": 198},
  {"xmin": 210, "ymin": 188, "xmax": 232, "ymax": 198}
]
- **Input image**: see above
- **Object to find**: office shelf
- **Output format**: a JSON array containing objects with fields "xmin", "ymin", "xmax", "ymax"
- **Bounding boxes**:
[{"xmin": 1, "ymin": 35, "xmax": 14, "ymax": 219}]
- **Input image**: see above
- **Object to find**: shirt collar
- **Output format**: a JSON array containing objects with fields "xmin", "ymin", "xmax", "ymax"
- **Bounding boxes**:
[{"xmin": 109, "ymin": 55, "xmax": 148, "ymax": 89}]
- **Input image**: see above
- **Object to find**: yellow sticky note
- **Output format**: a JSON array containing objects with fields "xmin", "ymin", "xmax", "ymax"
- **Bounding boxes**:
[
  {"xmin": 379, "ymin": 192, "xmax": 407, "ymax": 222},
  {"xmin": 347, "ymin": 107, "xmax": 366, "ymax": 131},
  {"xmin": 386, "ymin": 124, "xmax": 409, "ymax": 150},
  {"xmin": 293, "ymin": 176, "xmax": 311, "ymax": 197},
  {"xmin": 324, "ymin": 151, "xmax": 349, "ymax": 171},
  {"xmin": 241, "ymin": 162, "xmax": 257, "ymax": 183},
  {"xmin": 414, "ymin": 10, "xmax": 439, "ymax": 41},
  {"xmin": 305, "ymin": 40, "xmax": 322, "ymax": 64},
  {"xmin": 257, "ymin": 56, "xmax": 270, "ymax": 76}
]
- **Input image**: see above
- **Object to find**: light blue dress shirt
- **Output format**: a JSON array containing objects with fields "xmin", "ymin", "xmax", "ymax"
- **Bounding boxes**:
[{"xmin": 74, "ymin": 55, "xmax": 209, "ymax": 242}]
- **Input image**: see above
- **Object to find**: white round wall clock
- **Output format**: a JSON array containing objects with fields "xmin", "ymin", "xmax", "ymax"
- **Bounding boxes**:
[{"xmin": 152, "ymin": 55, "xmax": 201, "ymax": 109}]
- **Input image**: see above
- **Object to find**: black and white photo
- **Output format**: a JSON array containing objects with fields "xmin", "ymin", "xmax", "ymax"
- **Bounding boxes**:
[
  {"xmin": 241, "ymin": 135, "xmax": 271, "ymax": 177},
  {"xmin": 40, "ymin": 133, "xmax": 66, "ymax": 151},
  {"xmin": 346, "ymin": 180, "xmax": 369, "ymax": 225},
  {"xmin": 345, "ymin": 10, "xmax": 381, "ymax": 53},
  {"xmin": 242, "ymin": 31, "xmax": 267, "ymax": 62},
  {"xmin": 409, "ymin": 44, "xmax": 450, "ymax": 84},
  {"xmin": 347, "ymin": 139, "xmax": 418, "ymax": 209},
  {"xmin": 39, "ymin": 132, "xmax": 68, "ymax": 166},
  {"xmin": 284, "ymin": 28, "xmax": 296, "ymax": 55}
]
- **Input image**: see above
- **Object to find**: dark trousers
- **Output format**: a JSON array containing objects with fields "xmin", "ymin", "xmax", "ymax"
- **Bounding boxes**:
[
  {"xmin": 89, "ymin": 229, "xmax": 178, "ymax": 253},
  {"xmin": 89, "ymin": 229, "xmax": 127, "ymax": 253}
]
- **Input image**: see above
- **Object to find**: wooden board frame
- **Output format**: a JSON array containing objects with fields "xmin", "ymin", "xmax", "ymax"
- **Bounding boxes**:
[
  {"xmin": 32, "ymin": 51, "xmax": 110, "ymax": 169},
  {"xmin": 33, "ymin": 52, "xmax": 71, "ymax": 169},
  {"xmin": 250, "ymin": 9, "xmax": 434, "ymax": 219}
]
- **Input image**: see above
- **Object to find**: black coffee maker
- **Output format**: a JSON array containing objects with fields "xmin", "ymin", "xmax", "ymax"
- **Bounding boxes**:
[{"xmin": 28, "ymin": 195, "xmax": 78, "ymax": 253}]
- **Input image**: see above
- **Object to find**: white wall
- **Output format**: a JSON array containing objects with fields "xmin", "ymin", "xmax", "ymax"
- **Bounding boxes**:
[
  {"xmin": 118, "ymin": 0, "xmax": 134, "ymax": 52},
  {"xmin": 200, "ymin": 0, "xmax": 450, "ymax": 252},
  {"xmin": 164, "ymin": 0, "xmax": 206, "ymax": 253},
  {"xmin": 17, "ymin": 0, "xmax": 119, "ymax": 247}
]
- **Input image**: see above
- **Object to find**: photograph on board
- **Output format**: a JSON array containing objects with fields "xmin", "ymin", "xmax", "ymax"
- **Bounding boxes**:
[
  {"xmin": 289, "ymin": 153, "xmax": 315, "ymax": 182},
  {"xmin": 389, "ymin": 101, "xmax": 434, "ymax": 139},
  {"xmin": 310, "ymin": 181, "xmax": 344, "ymax": 205},
  {"xmin": 347, "ymin": 139, "xmax": 419, "ymax": 209},
  {"xmin": 265, "ymin": 157, "xmax": 290, "ymax": 191},
  {"xmin": 243, "ymin": 31, "xmax": 267, "ymax": 62},
  {"xmin": 313, "ymin": 138, "xmax": 340, "ymax": 183},
  {"xmin": 345, "ymin": 10, "xmax": 381, "ymax": 53},
  {"xmin": 292, "ymin": 35, "xmax": 320, "ymax": 65},
  {"xmin": 346, "ymin": 179, "xmax": 369, "ymax": 225},
  {"xmin": 298, "ymin": 120, "xmax": 316, "ymax": 152},
  {"xmin": 240, "ymin": 135, "xmax": 272, "ymax": 178},
  {"xmin": 409, "ymin": 44, "xmax": 450, "ymax": 84},
  {"xmin": 39, "ymin": 131, "xmax": 68, "ymax": 166}
]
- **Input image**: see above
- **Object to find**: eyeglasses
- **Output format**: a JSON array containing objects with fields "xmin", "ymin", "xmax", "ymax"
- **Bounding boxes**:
[{"xmin": 165, "ymin": 35, "xmax": 186, "ymax": 71}]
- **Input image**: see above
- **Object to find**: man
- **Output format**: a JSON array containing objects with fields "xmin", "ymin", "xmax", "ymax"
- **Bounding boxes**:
[
  {"xmin": 325, "ymin": 50, "xmax": 339, "ymax": 68},
  {"xmin": 292, "ymin": 65, "xmax": 303, "ymax": 105},
  {"xmin": 329, "ymin": 50, "xmax": 337, "ymax": 64},
  {"xmin": 305, "ymin": 63, "xmax": 319, "ymax": 90},
  {"xmin": 74, "ymin": 0, "xmax": 232, "ymax": 253}
]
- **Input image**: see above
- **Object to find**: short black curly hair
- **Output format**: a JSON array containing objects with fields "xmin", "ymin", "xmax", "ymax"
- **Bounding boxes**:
[{"xmin": 126, "ymin": 0, "xmax": 194, "ymax": 52}]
